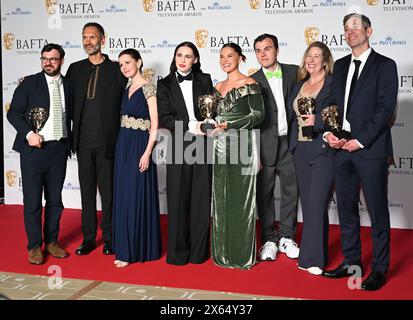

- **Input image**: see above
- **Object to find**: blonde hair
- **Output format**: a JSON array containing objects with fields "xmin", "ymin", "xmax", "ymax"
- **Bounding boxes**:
[{"xmin": 298, "ymin": 41, "xmax": 334, "ymax": 81}]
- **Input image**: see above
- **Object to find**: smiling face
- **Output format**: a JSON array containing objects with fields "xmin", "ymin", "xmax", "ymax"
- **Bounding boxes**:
[
  {"xmin": 305, "ymin": 46, "xmax": 324, "ymax": 76},
  {"xmin": 344, "ymin": 16, "xmax": 372, "ymax": 52},
  {"xmin": 254, "ymin": 37, "xmax": 278, "ymax": 70},
  {"xmin": 118, "ymin": 54, "xmax": 140, "ymax": 79},
  {"xmin": 219, "ymin": 46, "xmax": 243, "ymax": 73},
  {"xmin": 175, "ymin": 46, "xmax": 197, "ymax": 74},
  {"xmin": 82, "ymin": 26, "xmax": 105, "ymax": 56}
]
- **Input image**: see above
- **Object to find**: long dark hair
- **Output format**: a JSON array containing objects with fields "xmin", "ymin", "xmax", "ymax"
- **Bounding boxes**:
[
  {"xmin": 221, "ymin": 42, "xmax": 246, "ymax": 62},
  {"xmin": 169, "ymin": 41, "xmax": 202, "ymax": 73},
  {"xmin": 118, "ymin": 48, "xmax": 143, "ymax": 72}
]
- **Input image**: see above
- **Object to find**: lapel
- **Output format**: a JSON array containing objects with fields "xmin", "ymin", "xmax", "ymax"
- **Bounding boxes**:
[
  {"xmin": 62, "ymin": 76, "xmax": 70, "ymax": 112},
  {"xmin": 280, "ymin": 63, "xmax": 289, "ymax": 100},
  {"xmin": 192, "ymin": 72, "xmax": 202, "ymax": 120},
  {"xmin": 169, "ymin": 73, "xmax": 188, "ymax": 118},
  {"xmin": 315, "ymin": 75, "xmax": 333, "ymax": 106},
  {"xmin": 39, "ymin": 72, "xmax": 51, "ymax": 113},
  {"xmin": 340, "ymin": 54, "xmax": 352, "ymax": 109},
  {"xmin": 256, "ymin": 68, "xmax": 278, "ymax": 109}
]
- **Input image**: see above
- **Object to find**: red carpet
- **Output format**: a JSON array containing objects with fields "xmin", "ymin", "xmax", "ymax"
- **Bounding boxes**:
[{"xmin": 0, "ymin": 204, "xmax": 412, "ymax": 300}]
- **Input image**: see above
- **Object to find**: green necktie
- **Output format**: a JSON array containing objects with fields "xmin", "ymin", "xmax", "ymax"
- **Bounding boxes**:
[
  {"xmin": 52, "ymin": 79, "xmax": 63, "ymax": 140},
  {"xmin": 265, "ymin": 69, "xmax": 282, "ymax": 79}
]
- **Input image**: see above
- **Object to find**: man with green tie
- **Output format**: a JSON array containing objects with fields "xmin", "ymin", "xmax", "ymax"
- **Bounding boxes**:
[
  {"xmin": 251, "ymin": 34, "xmax": 300, "ymax": 262},
  {"xmin": 7, "ymin": 43, "xmax": 72, "ymax": 265}
]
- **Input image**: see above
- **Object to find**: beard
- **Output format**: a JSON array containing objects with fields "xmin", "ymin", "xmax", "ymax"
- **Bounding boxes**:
[
  {"xmin": 83, "ymin": 43, "xmax": 101, "ymax": 56},
  {"xmin": 43, "ymin": 65, "xmax": 60, "ymax": 77}
]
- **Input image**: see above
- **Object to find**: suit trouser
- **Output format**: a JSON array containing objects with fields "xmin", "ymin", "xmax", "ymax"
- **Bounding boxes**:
[
  {"xmin": 294, "ymin": 142, "xmax": 333, "ymax": 268},
  {"xmin": 334, "ymin": 151, "xmax": 390, "ymax": 273},
  {"xmin": 77, "ymin": 147, "xmax": 114, "ymax": 243},
  {"xmin": 166, "ymin": 162, "xmax": 211, "ymax": 265},
  {"xmin": 257, "ymin": 136, "xmax": 298, "ymax": 244},
  {"xmin": 20, "ymin": 140, "xmax": 68, "ymax": 250}
]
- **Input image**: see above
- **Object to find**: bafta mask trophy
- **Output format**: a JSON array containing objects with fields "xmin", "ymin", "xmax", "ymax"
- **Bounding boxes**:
[
  {"xmin": 198, "ymin": 94, "xmax": 219, "ymax": 134},
  {"xmin": 297, "ymin": 97, "xmax": 316, "ymax": 138},
  {"xmin": 29, "ymin": 107, "xmax": 48, "ymax": 133},
  {"xmin": 321, "ymin": 105, "xmax": 349, "ymax": 140}
]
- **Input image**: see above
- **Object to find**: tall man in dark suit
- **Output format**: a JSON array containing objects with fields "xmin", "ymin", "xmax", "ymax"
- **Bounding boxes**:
[
  {"xmin": 323, "ymin": 14, "xmax": 398, "ymax": 291},
  {"xmin": 7, "ymin": 43, "xmax": 72, "ymax": 264},
  {"xmin": 66, "ymin": 22, "xmax": 126, "ymax": 255},
  {"xmin": 251, "ymin": 34, "xmax": 299, "ymax": 261}
]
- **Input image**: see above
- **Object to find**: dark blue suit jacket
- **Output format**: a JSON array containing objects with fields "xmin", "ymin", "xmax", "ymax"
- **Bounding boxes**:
[
  {"xmin": 288, "ymin": 74, "xmax": 333, "ymax": 161},
  {"xmin": 327, "ymin": 49, "xmax": 398, "ymax": 159},
  {"xmin": 7, "ymin": 71, "xmax": 73, "ymax": 155}
]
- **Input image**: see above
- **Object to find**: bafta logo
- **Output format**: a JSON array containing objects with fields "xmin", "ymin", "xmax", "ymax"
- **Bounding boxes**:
[
  {"xmin": 5, "ymin": 170, "xmax": 17, "ymax": 187},
  {"xmin": 249, "ymin": 0, "xmax": 261, "ymax": 9},
  {"xmin": 304, "ymin": 26, "xmax": 320, "ymax": 45},
  {"xmin": 143, "ymin": 0, "xmax": 155, "ymax": 12},
  {"xmin": 143, "ymin": 68, "xmax": 156, "ymax": 83},
  {"xmin": 248, "ymin": 68, "xmax": 258, "ymax": 76},
  {"xmin": 4, "ymin": 102, "xmax": 11, "ymax": 113},
  {"xmin": 45, "ymin": 0, "xmax": 58, "ymax": 15},
  {"xmin": 367, "ymin": 0, "xmax": 378, "ymax": 5},
  {"xmin": 3, "ymin": 33, "xmax": 15, "ymax": 50},
  {"xmin": 195, "ymin": 29, "xmax": 208, "ymax": 48}
]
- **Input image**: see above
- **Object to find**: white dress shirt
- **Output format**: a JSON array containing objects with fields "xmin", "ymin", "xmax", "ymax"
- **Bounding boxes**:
[
  {"xmin": 343, "ymin": 47, "xmax": 372, "ymax": 133},
  {"xmin": 26, "ymin": 73, "xmax": 67, "ymax": 141},
  {"xmin": 176, "ymin": 70, "xmax": 200, "ymax": 135},
  {"xmin": 263, "ymin": 64, "xmax": 288, "ymax": 136}
]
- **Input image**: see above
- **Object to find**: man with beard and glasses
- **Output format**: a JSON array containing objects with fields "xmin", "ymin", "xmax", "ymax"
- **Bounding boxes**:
[
  {"xmin": 7, "ymin": 43, "xmax": 73, "ymax": 265},
  {"xmin": 66, "ymin": 22, "xmax": 126, "ymax": 256}
]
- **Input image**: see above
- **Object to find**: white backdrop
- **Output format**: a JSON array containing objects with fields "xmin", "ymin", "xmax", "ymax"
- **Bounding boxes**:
[{"xmin": 2, "ymin": 0, "xmax": 413, "ymax": 229}]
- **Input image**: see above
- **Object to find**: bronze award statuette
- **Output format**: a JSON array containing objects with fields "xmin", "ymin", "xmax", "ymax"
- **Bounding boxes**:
[
  {"xmin": 297, "ymin": 97, "xmax": 316, "ymax": 138},
  {"xmin": 321, "ymin": 105, "xmax": 349, "ymax": 140},
  {"xmin": 29, "ymin": 107, "xmax": 48, "ymax": 133},
  {"xmin": 198, "ymin": 94, "xmax": 219, "ymax": 134}
]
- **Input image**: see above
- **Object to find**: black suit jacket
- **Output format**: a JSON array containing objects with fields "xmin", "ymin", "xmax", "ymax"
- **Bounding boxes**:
[
  {"xmin": 7, "ymin": 71, "xmax": 73, "ymax": 154},
  {"xmin": 327, "ymin": 49, "xmax": 398, "ymax": 159},
  {"xmin": 66, "ymin": 55, "xmax": 126, "ymax": 158},
  {"xmin": 157, "ymin": 71, "xmax": 213, "ymax": 132},
  {"xmin": 157, "ymin": 71, "xmax": 213, "ymax": 163},
  {"xmin": 251, "ymin": 63, "xmax": 298, "ymax": 166},
  {"xmin": 288, "ymin": 74, "xmax": 333, "ymax": 160}
]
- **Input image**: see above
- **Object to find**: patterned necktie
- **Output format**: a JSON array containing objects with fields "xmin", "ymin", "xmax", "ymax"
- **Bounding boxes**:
[
  {"xmin": 265, "ymin": 69, "xmax": 282, "ymax": 79},
  {"xmin": 52, "ymin": 79, "xmax": 63, "ymax": 140},
  {"xmin": 346, "ymin": 59, "xmax": 361, "ymax": 117}
]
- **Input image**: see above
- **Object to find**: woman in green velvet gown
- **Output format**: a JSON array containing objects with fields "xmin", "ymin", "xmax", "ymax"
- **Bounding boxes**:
[{"xmin": 211, "ymin": 43, "xmax": 265, "ymax": 269}]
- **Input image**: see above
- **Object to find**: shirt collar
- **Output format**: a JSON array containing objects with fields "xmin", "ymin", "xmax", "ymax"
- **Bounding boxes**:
[
  {"xmin": 176, "ymin": 70, "xmax": 192, "ymax": 77},
  {"xmin": 262, "ymin": 63, "xmax": 281, "ymax": 75},
  {"xmin": 44, "ymin": 73, "xmax": 62, "ymax": 85},
  {"xmin": 352, "ymin": 47, "xmax": 371, "ymax": 65}
]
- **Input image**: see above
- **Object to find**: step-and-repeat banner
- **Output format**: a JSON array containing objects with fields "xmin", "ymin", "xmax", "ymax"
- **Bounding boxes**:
[{"xmin": 2, "ymin": 1, "xmax": 412, "ymax": 228}]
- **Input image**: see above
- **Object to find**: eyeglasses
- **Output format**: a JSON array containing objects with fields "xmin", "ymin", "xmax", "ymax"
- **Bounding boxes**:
[{"xmin": 40, "ymin": 57, "xmax": 61, "ymax": 63}]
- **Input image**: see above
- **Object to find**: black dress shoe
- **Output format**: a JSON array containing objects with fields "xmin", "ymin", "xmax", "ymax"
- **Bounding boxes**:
[
  {"xmin": 322, "ymin": 263, "xmax": 363, "ymax": 278},
  {"xmin": 361, "ymin": 271, "xmax": 386, "ymax": 291},
  {"xmin": 75, "ymin": 241, "xmax": 96, "ymax": 255},
  {"xmin": 103, "ymin": 242, "xmax": 114, "ymax": 255}
]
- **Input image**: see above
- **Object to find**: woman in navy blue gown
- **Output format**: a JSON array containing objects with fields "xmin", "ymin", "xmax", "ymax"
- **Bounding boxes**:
[{"xmin": 112, "ymin": 48, "xmax": 161, "ymax": 267}]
